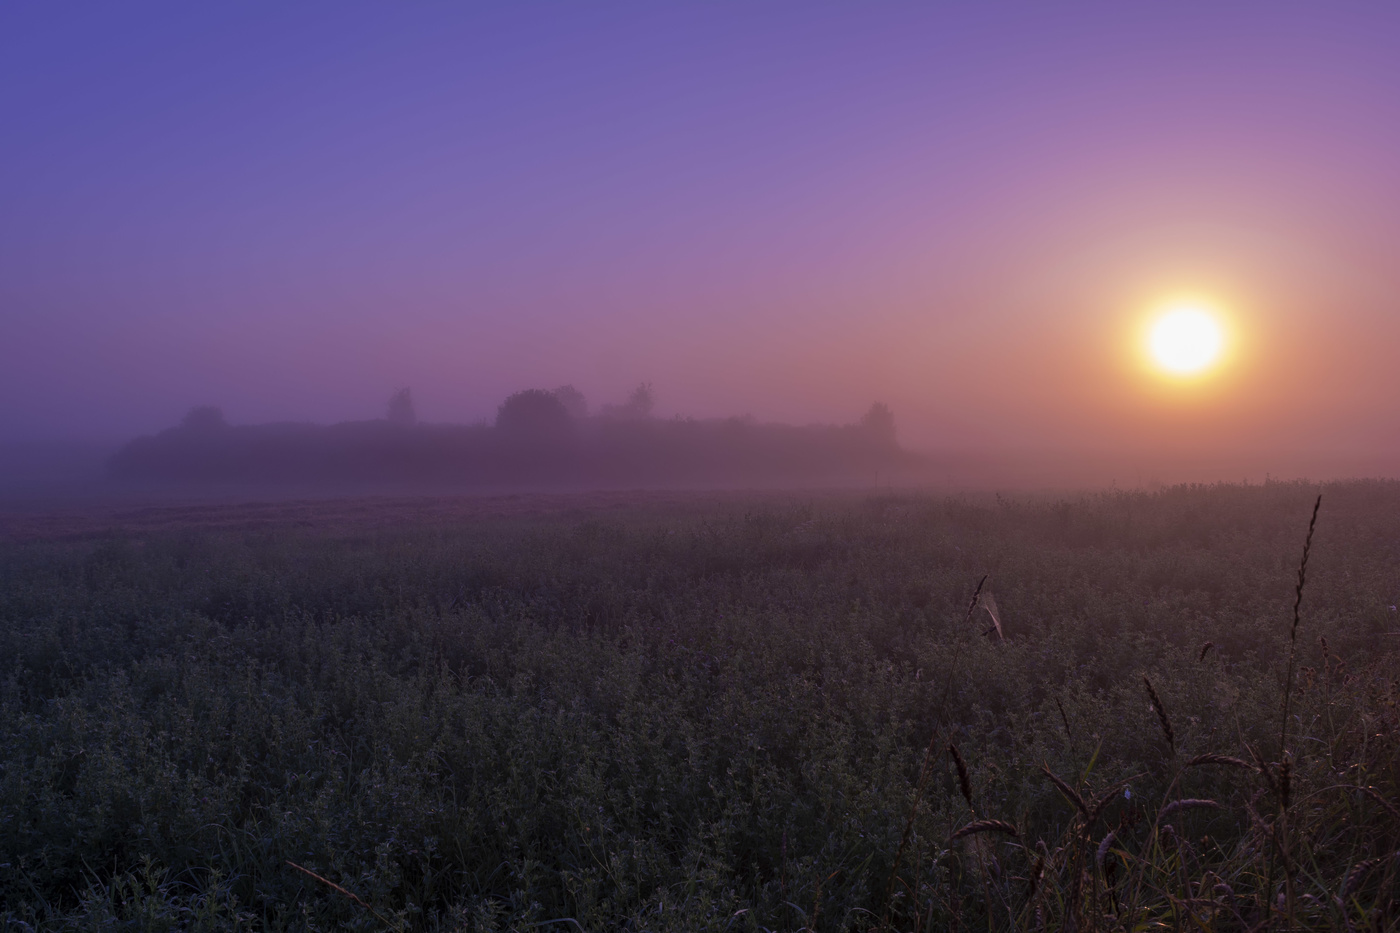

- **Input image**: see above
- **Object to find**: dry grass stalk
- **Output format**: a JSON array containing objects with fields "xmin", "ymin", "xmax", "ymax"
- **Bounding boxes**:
[
  {"xmin": 1040, "ymin": 763, "xmax": 1089, "ymax": 820},
  {"xmin": 286, "ymin": 860, "xmax": 394, "ymax": 926},
  {"xmin": 1340, "ymin": 853, "xmax": 1398, "ymax": 899},
  {"xmin": 1243, "ymin": 789, "xmax": 1270, "ymax": 836},
  {"xmin": 1271, "ymin": 500, "xmax": 1318, "ymax": 933},
  {"xmin": 1358, "ymin": 785, "xmax": 1400, "ymax": 823},
  {"xmin": 962, "ymin": 574, "xmax": 988, "ymax": 626},
  {"xmin": 949, "ymin": 743, "xmax": 973, "ymax": 808},
  {"xmin": 1158, "ymin": 798, "xmax": 1221, "ymax": 820},
  {"xmin": 952, "ymin": 819, "xmax": 1018, "ymax": 840},
  {"xmin": 1054, "ymin": 697, "xmax": 1072, "ymax": 740},
  {"xmin": 1183, "ymin": 754, "xmax": 1255, "ymax": 772},
  {"xmin": 1142, "ymin": 675, "xmax": 1175, "ymax": 755},
  {"xmin": 1279, "ymin": 494, "xmax": 1322, "ymax": 759},
  {"xmin": 1340, "ymin": 857, "xmax": 1382, "ymax": 899},
  {"xmin": 1026, "ymin": 851, "xmax": 1045, "ymax": 901},
  {"xmin": 1246, "ymin": 744, "xmax": 1278, "ymax": 797}
]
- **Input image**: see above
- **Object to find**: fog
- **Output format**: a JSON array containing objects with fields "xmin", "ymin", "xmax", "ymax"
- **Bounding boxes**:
[
  {"xmin": 4, "ymin": 4, "xmax": 1400, "ymax": 498},
  {"xmin": 96, "ymin": 387, "xmax": 907, "ymax": 490}
]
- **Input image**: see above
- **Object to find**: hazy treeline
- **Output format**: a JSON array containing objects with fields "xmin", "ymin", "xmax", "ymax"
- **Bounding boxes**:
[{"xmin": 107, "ymin": 385, "xmax": 910, "ymax": 486}]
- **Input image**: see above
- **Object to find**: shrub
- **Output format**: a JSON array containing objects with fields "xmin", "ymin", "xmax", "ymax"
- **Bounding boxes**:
[{"xmin": 495, "ymin": 388, "xmax": 573, "ymax": 438}]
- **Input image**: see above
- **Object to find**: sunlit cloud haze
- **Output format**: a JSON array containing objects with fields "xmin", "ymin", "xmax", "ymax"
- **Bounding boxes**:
[{"xmin": 4, "ymin": 3, "xmax": 1400, "ymax": 483}]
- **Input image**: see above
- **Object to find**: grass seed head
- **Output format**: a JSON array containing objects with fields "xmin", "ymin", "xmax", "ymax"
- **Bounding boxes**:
[
  {"xmin": 948, "ymin": 743, "xmax": 973, "ymax": 808},
  {"xmin": 1358, "ymin": 785, "xmax": 1400, "ymax": 823},
  {"xmin": 1054, "ymin": 697, "xmax": 1072, "ymax": 739},
  {"xmin": 1142, "ymin": 675, "xmax": 1175, "ymax": 755},
  {"xmin": 1159, "ymin": 798, "xmax": 1221, "ymax": 821},
  {"xmin": 952, "ymin": 819, "xmax": 1019, "ymax": 841},
  {"xmin": 1341, "ymin": 853, "xmax": 1399, "ymax": 898},
  {"xmin": 1041, "ymin": 763, "xmax": 1089, "ymax": 819},
  {"xmin": 1096, "ymin": 830, "xmax": 1116, "ymax": 872},
  {"xmin": 1184, "ymin": 754, "xmax": 1255, "ymax": 772}
]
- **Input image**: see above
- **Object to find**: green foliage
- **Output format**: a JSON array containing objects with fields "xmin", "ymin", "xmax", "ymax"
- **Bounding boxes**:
[{"xmin": 1, "ymin": 480, "xmax": 1397, "ymax": 930}]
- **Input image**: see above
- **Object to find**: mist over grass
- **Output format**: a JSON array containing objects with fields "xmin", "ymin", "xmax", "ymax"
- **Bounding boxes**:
[
  {"xmin": 7, "ymin": 385, "xmax": 1395, "ymax": 503},
  {"xmin": 2, "ymin": 480, "xmax": 1397, "ymax": 929},
  {"xmin": 104, "ymin": 388, "xmax": 911, "ymax": 491}
]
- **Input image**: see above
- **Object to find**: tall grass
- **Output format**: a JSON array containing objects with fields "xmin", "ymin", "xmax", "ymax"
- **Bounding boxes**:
[
  {"xmin": 1, "ymin": 481, "xmax": 1396, "ymax": 930},
  {"xmin": 878, "ymin": 489, "xmax": 1398, "ymax": 932}
]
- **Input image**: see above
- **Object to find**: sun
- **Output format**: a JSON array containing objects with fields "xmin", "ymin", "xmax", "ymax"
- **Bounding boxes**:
[{"xmin": 1147, "ymin": 303, "xmax": 1225, "ymax": 376}]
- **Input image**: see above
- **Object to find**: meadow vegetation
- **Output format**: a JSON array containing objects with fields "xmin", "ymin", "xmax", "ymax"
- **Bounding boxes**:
[{"xmin": 1, "ymin": 481, "xmax": 1397, "ymax": 930}]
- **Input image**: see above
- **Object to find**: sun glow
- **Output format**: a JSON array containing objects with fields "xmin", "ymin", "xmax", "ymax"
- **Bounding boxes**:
[{"xmin": 1147, "ymin": 303, "xmax": 1225, "ymax": 376}]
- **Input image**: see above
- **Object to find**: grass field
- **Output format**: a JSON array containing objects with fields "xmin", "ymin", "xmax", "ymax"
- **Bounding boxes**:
[{"xmin": 2, "ymin": 481, "xmax": 1398, "ymax": 930}]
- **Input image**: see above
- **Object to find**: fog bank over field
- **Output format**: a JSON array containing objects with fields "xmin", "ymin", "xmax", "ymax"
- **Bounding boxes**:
[
  {"xmin": 2, "ymin": 382, "xmax": 1396, "ymax": 504},
  {"xmin": 100, "ymin": 385, "xmax": 907, "ymax": 490},
  {"xmin": 88, "ymin": 384, "xmax": 1400, "ymax": 494}
]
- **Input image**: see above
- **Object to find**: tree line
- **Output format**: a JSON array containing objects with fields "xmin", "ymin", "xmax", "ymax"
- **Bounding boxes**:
[{"xmin": 107, "ymin": 385, "xmax": 907, "ymax": 486}]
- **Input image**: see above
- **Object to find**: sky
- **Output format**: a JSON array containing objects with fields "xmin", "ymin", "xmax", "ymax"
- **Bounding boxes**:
[{"xmin": 4, "ymin": 3, "xmax": 1400, "ymax": 479}]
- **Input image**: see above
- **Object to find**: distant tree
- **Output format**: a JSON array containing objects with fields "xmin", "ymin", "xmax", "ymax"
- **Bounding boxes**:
[
  {"xmin": 859, "ymin": 402, "xmax": 896, "ymax": 447},
  {"xmin": 602, "ymin": 382, "xmax": 655, "ymax": 419},
  {"xmin": 496, "ymin": 389, "xmax": 572, "ymax": 438},
  {"xmin": 180, "ymin": 406, "xmax": 227, "ymax": 432},
  {"xmin": 387, "ymin": 388, "xmax": 416, "ymax": 425},
  {"xmin": 628, "ymin": 382, "xmax": 654, "ymax": 417},
  {"xmin": 553, "ymin": 385, "xmax": 588, "ymax": 421}
]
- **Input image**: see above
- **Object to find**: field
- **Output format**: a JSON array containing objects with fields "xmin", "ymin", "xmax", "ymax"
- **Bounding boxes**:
[{"xmin": 2, "ymin": 481, "xmax": 1398, "ymax": 931}]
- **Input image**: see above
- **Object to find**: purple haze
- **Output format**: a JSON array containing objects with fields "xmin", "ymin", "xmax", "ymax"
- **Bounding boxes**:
[{"xmin": 4, "ymin": 3, "xmax": 1400, "ymax": 484}]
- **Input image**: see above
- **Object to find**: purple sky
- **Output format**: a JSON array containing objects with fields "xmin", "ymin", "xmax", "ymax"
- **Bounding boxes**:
[{"xmin": 4, "ymin": 3, "xmax": 1399, "ymax": 474}]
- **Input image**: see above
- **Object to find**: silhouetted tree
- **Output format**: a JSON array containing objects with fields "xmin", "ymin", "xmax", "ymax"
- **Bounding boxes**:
[
  {"xmin": 387, "ymin": 388, "xmax": 416, "ymax": 425},
  {"xmin": 602, "ymin": 382, "xmax": 654, "ymax": 419},
  {"xmin": 553, "ymin": 385, "xmax": 588, "ymax": 421},
  {"xmin": 496, "ymin": 389, "xmax": 572, "ymax": 438},
  {"xmin": 180, "ymin": 406, "xmax": 227, "ymax": 432},
  {"xmin": 629, "ymin": 382, "xmax": 654, "ymax": 417},
  {"xmin": 859, "ymin": 402, "xmax": 896, "ymax": 448}
]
